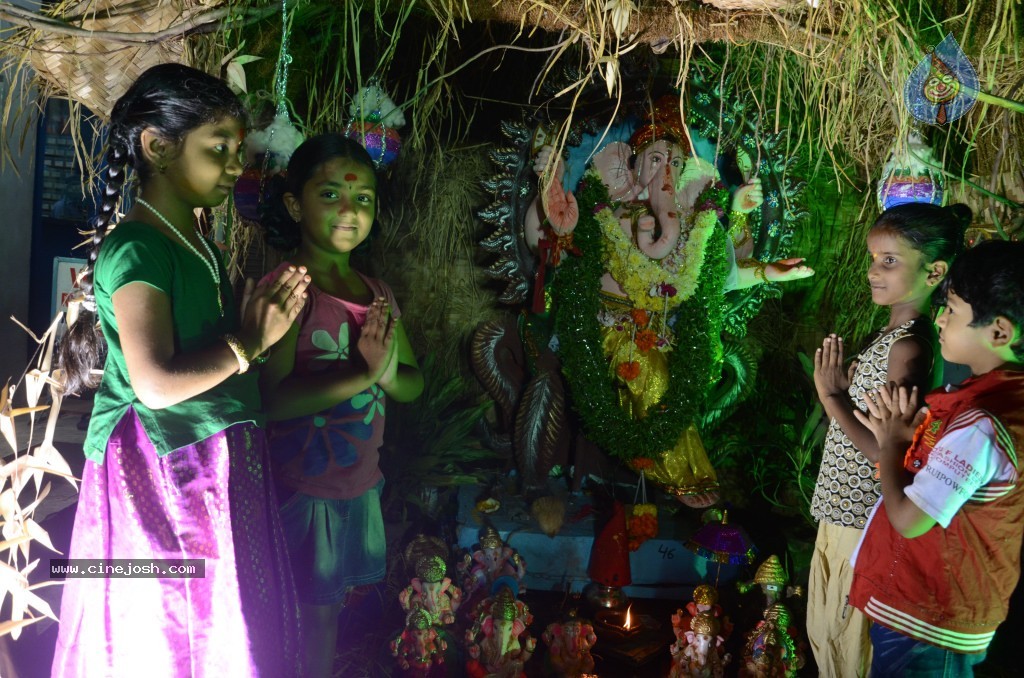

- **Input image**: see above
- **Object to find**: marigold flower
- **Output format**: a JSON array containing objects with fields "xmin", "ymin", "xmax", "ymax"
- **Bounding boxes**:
[
  {"xmin": 634, "ymin": 329, "xmax": 658, "ymax": 353},
  {"xmin": 630, "ymin": 308, "xmax": 650, "ymax": 327},
  {"xmin": 630, "ymin": 457, "xmax": 655, "ymax": 471},
  {"xmin": 616, "ymin": 361, "xmax": 641, "ymax": 382}
]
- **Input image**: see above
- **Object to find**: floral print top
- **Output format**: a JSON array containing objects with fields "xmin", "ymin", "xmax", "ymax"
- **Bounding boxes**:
[{"xmin": 266, "ymin": 263, "xmax": 399, "ymax": 499}]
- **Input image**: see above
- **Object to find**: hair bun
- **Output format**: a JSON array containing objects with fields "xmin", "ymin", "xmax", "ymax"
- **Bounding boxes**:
[{"xmin": 946, "ymin": 203, "xmax": 973, "ymax": 231}]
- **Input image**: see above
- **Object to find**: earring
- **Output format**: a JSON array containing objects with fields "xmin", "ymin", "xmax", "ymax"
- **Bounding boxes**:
[{"xmin": 157, "ymin": 163, "xmax": 166, "ymax": 174}]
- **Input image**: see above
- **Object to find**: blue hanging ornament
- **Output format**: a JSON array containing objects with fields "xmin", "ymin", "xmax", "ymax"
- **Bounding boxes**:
[
  {"xmin": 877, "ymin": 133, "xmax": 943, "ymax": 210},
  {"xmin": 344, "ymin": 82, "xmax": 406, "ymax": 169}
]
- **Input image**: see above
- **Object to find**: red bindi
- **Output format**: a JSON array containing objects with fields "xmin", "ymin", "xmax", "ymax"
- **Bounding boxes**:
[{"xmin": 344, "ymin": 173, "xmax": 358, "ymax": 182}]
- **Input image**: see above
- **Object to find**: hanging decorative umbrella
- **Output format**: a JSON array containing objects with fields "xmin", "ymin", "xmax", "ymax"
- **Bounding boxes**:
[{"xmin": 685, "ymin": 509, "xmax": 758, "ymax": 567}]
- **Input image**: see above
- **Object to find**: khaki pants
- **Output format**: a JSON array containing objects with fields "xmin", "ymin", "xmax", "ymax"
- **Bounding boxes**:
[{"xmin": 807, "ymin": 521, "xmax": 872, "ymax": 678}]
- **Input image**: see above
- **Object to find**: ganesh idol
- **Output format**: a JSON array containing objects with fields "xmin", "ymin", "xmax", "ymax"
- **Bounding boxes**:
[
  {"xmin": 458, "ymin": 525, "xmax": 527, "ymax": 602},
  {"xmin": 541, "ymin": 611, "xmax": 598, "ymax": 676},
  {"xmin": 670, "ymin": 611, "xmax": 730, "ymax": 678},
  {"xmin": 524, "ymin": 95, "xmax": 813, "ymax": 506},
  {"xmin": 399, "ymin": 555, "xmax": 463, "ymax": 627},
  {"xmin": 465, "ymin": 584, "xmax": 536, "ymax": 678},
  {"xmin": 390, "ymin": 608, "xmax": 447, "ymax": 677}
]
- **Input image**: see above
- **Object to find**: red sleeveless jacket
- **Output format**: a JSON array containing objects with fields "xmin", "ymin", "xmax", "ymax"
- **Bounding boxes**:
[{"xmin": 849, "ymin": 369, "xmax": 1024, "ymax": 653}]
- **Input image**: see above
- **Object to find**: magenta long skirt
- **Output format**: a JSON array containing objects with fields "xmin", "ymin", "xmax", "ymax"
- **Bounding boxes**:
[{"xmin": 51, "ymin": 410, "xmax": 301, "ymax": 677}]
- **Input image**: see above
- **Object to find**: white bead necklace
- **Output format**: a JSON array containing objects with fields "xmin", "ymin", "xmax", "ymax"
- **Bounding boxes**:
[{"xmin": 136, "ymin": 197, "xmax": 223, "ymax": 316}]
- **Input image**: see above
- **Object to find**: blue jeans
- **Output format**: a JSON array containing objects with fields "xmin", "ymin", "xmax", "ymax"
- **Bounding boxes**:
[{"xmin": 870, "ymin": 624, "xmax": 986, "ymax": 677}]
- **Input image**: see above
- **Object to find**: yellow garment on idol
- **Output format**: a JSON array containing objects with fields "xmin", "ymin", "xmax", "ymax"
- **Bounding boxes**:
[{"xmin": 600, "ymin": 293, "xmax": 719, "ymax": 498}]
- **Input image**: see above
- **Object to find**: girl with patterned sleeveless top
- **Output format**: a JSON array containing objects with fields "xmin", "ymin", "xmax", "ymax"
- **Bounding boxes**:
[{"xmin": 806, "ymin": 203, "xmax": 971, "ymax": 677}]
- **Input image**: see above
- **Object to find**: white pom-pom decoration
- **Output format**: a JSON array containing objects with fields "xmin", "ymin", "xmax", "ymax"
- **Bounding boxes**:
[
  {"xmin": 348, "ymin": 84, "xmax": 406, "ymax": 129},
  {"xmin": 245, "ymin": 110, "xmax": 306, "ymax": 169}
]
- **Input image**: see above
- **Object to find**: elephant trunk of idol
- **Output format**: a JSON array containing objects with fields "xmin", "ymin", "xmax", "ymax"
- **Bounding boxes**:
[
  {"xmin": 565, "ymin": 628, "xmax": 582, "ymax": 654},
  {"xmin": 495, "ymin": 620, "xmax": 514, "ymax": 658},
  {"xmin": 621, "ymin": 200, "xmax": 682, "ymax": 261}
]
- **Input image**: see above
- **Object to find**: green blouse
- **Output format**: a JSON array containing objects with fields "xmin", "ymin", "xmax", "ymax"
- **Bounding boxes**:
[{"xmin": 83, "ymin": 221, "xmax": 261, "ymax": 462}]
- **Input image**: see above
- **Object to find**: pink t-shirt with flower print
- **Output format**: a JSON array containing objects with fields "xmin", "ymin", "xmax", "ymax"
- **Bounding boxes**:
[{"xmin": 265, "ymin": 262, "xmax": 399, "ymax": 500}]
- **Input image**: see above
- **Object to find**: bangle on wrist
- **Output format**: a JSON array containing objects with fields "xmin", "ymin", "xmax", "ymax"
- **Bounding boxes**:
[
  {"xmin": 222, "ymin": 334, "xmax": 251, "ymax": 374},
  {"xmin": 738, "ymin": 257, "xmax": 770, "ymax": 284},
  {"xmin": 727, "ymin": 210, "xmax": 751, "ymax": 247}
]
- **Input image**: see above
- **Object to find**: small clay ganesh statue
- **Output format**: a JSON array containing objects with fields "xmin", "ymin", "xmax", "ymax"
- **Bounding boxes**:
[
  {"xmin": 671, "ymin": 584, "xmax": 733, "ymax": 652},
  {"xmin": 458, "ymin": 525, "xmax": 528, "ymax": 600},
  {"xmin": 465, "ymin": 584, "xmax": 536, "ymax": 678},
  {"xmin": 737, "ymin": 555, "xmax": 803, "ymax": 613},
  {"xmin": 542, "ymin": 609, "xmax": 597, "ymax": 676},
  {"xmin": 669, "ymin": 611, "xmax": 730, "ymax": 678},
  {"xmin": 739, "ymin": 603, "xmax": 804, "ymax": 678},
  {"xmin": 390, "ymin": 608, "xmax": 447, "ymax": 677},
  {"xmin": 400, "ymin": 555, "xmax": 463, "ymax": 627}
]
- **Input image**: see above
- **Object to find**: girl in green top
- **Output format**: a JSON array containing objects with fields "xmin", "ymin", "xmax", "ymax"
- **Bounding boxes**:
[{"xmin": 53, "ymin": 64, "xmax": 308, "ymax": 676}]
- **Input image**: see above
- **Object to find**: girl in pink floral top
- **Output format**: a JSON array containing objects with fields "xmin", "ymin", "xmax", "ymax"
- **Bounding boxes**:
[{"xmin": 260, "ymin": 134, "xmax": 423, "ymax": 677}]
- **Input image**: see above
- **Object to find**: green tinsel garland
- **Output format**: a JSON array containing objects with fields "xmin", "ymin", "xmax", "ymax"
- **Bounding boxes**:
[{"xmin": 553, "ymin": 177, "xmax": 728, "ymax": 463}]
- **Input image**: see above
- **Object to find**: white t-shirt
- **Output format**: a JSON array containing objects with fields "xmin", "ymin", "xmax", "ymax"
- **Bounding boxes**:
[
  {"xmin": 906, "ymin": 412, "xmax": 1017, "ymax": 527},
  {"xmin": 851, "ymin": 410, "xmax": 1017, "ymax": 566}
]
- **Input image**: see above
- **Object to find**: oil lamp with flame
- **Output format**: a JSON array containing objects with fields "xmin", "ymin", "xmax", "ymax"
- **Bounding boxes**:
[
  {"xmin": 595, "ymin": 600, "xmax": 666, "ymax": 667},
  {"xmin": 595, "ymin": 603, "xmax": 643, "ymax": 638}
]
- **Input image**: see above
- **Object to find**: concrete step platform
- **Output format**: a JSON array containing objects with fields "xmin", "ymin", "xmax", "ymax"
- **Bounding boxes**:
[{"xmin": 454, "ymin": 482, "xmax": 740, "ymax": 600}]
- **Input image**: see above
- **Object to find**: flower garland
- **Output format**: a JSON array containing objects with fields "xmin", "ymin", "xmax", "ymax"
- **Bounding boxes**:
[
  {"xmin": 553, "ymin": 175, "xmax": 728, "ymax": 463},
  {"xmin": 598, "ymin": 185, "xmax": 718, "ymax": 314}
]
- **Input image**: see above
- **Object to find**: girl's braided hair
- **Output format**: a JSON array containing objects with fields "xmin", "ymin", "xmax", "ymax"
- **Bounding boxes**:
[{"xmin": 58, "ymin": 63, "xmax": 246, "ymax": 395}]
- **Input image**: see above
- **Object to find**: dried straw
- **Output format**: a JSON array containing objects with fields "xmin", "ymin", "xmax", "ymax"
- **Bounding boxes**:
[
  {"xmin": 26, "ymin": 0, "xmax": 214, "ymax": 120},
  {"xmin": 369, "ymin": 144, "xmax": 505, "ymax": 381}
]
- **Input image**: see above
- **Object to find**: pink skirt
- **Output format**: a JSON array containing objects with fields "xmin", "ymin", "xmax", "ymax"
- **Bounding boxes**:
[{"xmin": 51, "ymin": 409, "xmax": 301, "ymax": 677}]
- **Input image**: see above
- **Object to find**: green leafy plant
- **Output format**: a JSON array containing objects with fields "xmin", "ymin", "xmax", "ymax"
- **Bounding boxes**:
[
  {"xmin": 703, "ymin": 306, "xmax": 827, "ymax": 526},
  {"xmin": 379, "ymin": 353, "xmax": 499, "ymax": 518}
]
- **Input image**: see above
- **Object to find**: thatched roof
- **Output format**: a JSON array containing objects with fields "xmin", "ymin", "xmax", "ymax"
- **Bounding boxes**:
[
  {"xmin": 2, "ymin": 0, "xmax": 1022, "ymax": 228},
  {"xmin": 445, "ymin": 0, "xmax": 814, "ymax": 46}
]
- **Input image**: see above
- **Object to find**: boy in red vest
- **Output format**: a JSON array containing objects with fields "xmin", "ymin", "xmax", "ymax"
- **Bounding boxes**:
[{"xmin": 849, "ymin": 239, "xmax": 1024, "ymax": 677}]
